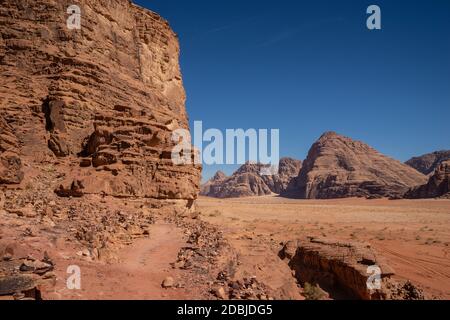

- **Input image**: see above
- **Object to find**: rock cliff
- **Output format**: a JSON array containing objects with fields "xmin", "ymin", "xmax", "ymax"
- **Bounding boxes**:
[{"xmin": 0, "ymin": 0, "xmax": 200, "ymax": 205}]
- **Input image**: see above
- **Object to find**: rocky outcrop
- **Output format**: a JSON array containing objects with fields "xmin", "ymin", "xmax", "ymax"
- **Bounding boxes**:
[
  {"xmin": 200, "ymin": 171, "xmax": 227, "ymax": 196},
  {"xmin": 0, "ymin": 247, "xmax": 55, "ymax": 300},
  {"xmin": 283, "ymin": 132, "xmax": 427, "ymax": 199},
  {"xmin": 404, "ymin": 160, "xmax": 450, "ymax": 199},
  {"xmin": 201, "ymin": 158, "xmax": 302, "ymax": 198},
  {"xmin": 406, "ymin": 150, "xmax": 450, "ymax": 175},
  {"xmin": 0, "ymin": 0, "xmax": 200, "ymax": 204},
  {"xmin": 279, "ymin": 237, "xmax": 425, "ymax": 300}
]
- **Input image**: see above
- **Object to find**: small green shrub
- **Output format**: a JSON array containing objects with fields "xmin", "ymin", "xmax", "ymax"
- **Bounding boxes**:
[{"xmin": 303, "ymin": 283, "xmax": 326, "ymax": 300}]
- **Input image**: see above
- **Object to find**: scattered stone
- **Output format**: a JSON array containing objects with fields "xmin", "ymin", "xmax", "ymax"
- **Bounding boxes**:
[
  {"xmin": 20, "ymin": 259, "xmax": 53, "ymax": 275},
  {"xmin": 55, "ymin": 180, "xmax": 84, "ymax": 198},
  {"xmin": 162, "ymin": 277, "xmax": 175, "ymax": 288},
  {"xmin": 2, "ymin": 252, "xmax": 13, "ymax": 261},
  {"xmin": 213, "ymin": 286, "xmax": 227, "ymax": 300}
]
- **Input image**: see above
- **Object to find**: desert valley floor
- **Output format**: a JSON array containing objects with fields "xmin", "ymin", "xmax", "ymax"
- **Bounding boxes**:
[
  {"xmin": 3, "ymin": 195, "xmax": 448, "ymax": 300},
  {"xmin": 199, "ymin": 196, "xmax": 450, "ymax": 299}
]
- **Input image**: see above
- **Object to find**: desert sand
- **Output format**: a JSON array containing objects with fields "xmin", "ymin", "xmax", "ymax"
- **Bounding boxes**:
[{"xmin": 198, "ymin": 196, "xmax": 450, "ymax": 299}]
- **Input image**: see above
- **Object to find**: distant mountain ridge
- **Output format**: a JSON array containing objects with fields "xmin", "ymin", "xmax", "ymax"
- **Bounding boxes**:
[
  {"xmin": 406, "ymin": 150, "xmax": 450, "ymax": 175},
  {"xmin": 283, "ymin": 132, "xmax": 427, "ymax": 199},
  {"xmin": 200, "ymin": 158, "xmax": 302, "ymax": 198},
  {"xmin": 201, "ymin": 132, "xmax": 446, "ymax": 200},
  {"xmin": 405, "ymin": 160, "xmax": 450, "ymax": 199}
]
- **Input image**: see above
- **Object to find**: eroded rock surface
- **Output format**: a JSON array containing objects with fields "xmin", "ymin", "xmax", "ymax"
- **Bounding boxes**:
[
  {"xmin": 283, "ymin": 132, "xmax": 427, "ymax": 199},
  {"xmin": 0, "ymin": 0, "xmax": 200, "ymax": 202},
  {"xmin": 0, "ymin": 0, "xmax": 202, "ymax": 300},
  {"xmin": 201, "ymin": 158, "xmax": 302, "ymax": 198},
  {"xmin": 279, "ymin": 237, "xmax": 425, "ymax": 300},
  {"xmin": 406, "ymin": 150, "xmax": 450, "ymax": 175},
  {"xmin": 405, "ymin": 160, "xmax": 450, "ymax": 199}
]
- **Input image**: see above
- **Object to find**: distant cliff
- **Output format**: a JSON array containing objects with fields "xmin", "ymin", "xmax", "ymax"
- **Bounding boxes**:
[
  {"xmin": 201, "ymin": 158, "xmax": 302, "ymax": 198},
  {"xmin": 283, "ymin": 132, "xmax": 427, "ymax": 199},
  {"xmin": 406, "ymin": 150, "xmax": 450, "ymax": 175}
]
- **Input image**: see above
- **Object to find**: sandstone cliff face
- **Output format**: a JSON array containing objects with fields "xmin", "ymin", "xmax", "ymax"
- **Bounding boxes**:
[
  {"xmin": 0, "ymin": 0, "xmax": 200, "ymax": 203},
  {"xmin": 405, "ymin": 160, "xmax": 450, "ymax": 199},
  {"xmin": 284, "ymin": 132, "xmax": 427, "ymax": 199},
  {"xmin": 200, "ymin": 158, "xmax": 302, "ymax": 198},
  {"xmin": 267, "ymin": 157, "xmax": 302, "ymax": 194},
  {"xmin": 406, "ymin": 150, "xmax": 450, "ymax": 175}
]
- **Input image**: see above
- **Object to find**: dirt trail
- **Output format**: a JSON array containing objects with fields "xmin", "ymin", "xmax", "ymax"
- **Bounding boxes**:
[{"xmin": 44, "ymin": 222, "xmax": 204, "ymax": 300}]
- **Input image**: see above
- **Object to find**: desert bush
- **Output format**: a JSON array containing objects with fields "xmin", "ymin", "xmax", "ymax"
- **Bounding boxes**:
[{"xmin": 303, "ymin": 283, "xmax": 326, "ymax": 300}]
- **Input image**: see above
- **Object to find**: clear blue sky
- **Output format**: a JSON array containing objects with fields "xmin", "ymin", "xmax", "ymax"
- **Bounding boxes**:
[{"xmin": 134, "ymin": 0, "xmax": 450, "ymax": 181}]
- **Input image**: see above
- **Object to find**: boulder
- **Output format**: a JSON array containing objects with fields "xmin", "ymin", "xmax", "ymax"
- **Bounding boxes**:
[{"xmin": 280, "ymin": 237, "xmax": 424, "ymax": 300}]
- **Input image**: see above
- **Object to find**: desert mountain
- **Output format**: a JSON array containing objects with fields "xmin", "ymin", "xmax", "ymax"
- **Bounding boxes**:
[
  {"xmin": 405, "ymin": 160, "xmax": 450, "ymax": 199},
  {"xmin": 283, "ymin": 132, "xmax": 427, "ymax": 199},
  {"xmin": 406, "ymin": 150, "xmax": 450, "ymax": 175},
  {"xmin": 201, "ymin": 158, "xmax": 302, "ymax": 198},
  {"xmin": 0, "ymin": 0, "xmax": 200, "ymax": 206},
  {"xmin": 200, "ymin": 171, "xmax": 227, "ymax": 196}
]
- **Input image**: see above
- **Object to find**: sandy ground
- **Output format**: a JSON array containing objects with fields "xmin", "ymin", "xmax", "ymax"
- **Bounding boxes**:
[
  {"xmin": 197, "ymin": 196, "xmax": 450, "ymax": 299},
  {"xmin": 44, "ymin": 222, "xmax": 198, "ymax": 300},
  {"xmin": 2, "ymin": 194, "xmax": 449, "ymax": 300}
]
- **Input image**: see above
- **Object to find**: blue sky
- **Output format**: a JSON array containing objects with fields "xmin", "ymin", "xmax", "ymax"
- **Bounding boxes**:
[{"xmin": 134, "ymin": 0, "xmax": 450, "ymax": 181}]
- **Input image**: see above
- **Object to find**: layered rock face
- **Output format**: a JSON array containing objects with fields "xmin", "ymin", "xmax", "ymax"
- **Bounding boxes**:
[
  {"xmin": 405, "ymin": 160, "xmax": 450, "ymax": 199},
  {"xmin": 280, "ymin": 238, "xmax": 425, "ymax": 300},
  {"xmin": 406, "ymin": 150, "xmax": 450, "ymax": 175},
  {"xmin": 0, "ymin": 0, "xmax": 200, "ymax": 202},
  {"xmin": 284, "ymin": 132, "xmax": 427, "ymax": 199},
  {"xmin": 201, "ymin": 158, "xmax": 302, "ymax": 198}
]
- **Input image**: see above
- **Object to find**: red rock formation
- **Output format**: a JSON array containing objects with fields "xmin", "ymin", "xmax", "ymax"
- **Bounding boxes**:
[
  {"xmin": 280, "ymin": 237, "xmax": 425, "ymax": 300},
  {"xmin": 0, "ymin": 0, "xmax": 200, "ymax": 206},
  {"xmin": 0, "ymin": 115, "xmax": 23, "ymax": 184},
  {"xmin": 200, "ymin": 171, "xmax": 227, "ymax": 196},
  {"xmin": 284, "ymin": 132, "xmax": 427, "ymax": 199},
  {"xmin": 201, "ymin": 158, "xmax": 302, "ymax": 198},
  {"xmin": 406, "ymin": 150, "xmax": 450, "ymax": 175},
  {"xmin": 405, "ymin": 160, "xmax": 450, "ymax": 199}
]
